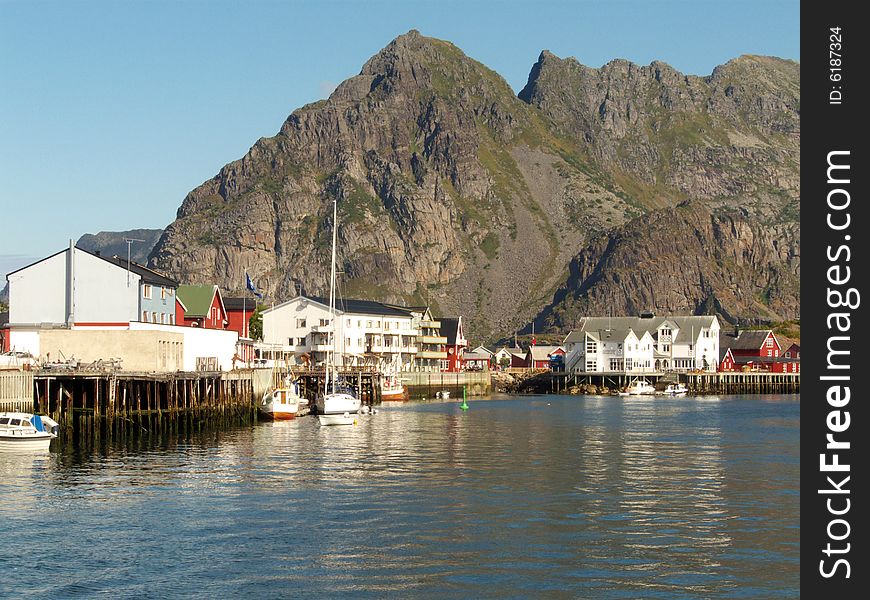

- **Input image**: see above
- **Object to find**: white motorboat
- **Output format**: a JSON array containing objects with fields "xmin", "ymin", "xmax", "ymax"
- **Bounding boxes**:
[
  {"xmin": 259, "ymin": 378, "xmax": 302, "ymax": 420},
  {"xmin": 0, "ymin": 413, "xmax": 59, "ymax": 452},
  {"xmin": 618, "ymin": 380, "xmax": 656, "ymax": 396},
  {"xmin": 659, "ymin": 383, "xmax": 689, "ymax": 396},
  {"xmin": 435, "ymin": 390, "xmax": 450, "ymax": 399},
  {"xmin": 316, "ymin": 194, "xmax": 362, "ymax": 423}
]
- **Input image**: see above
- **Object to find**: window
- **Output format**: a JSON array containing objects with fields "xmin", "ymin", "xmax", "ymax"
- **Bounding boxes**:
[
  {"xmin": 661, "ymin": 327, "xmax": 671, "ymax": 337},
  {"xmin": 320, "ymin": 318, "xmax": 329, "ymax": 327},
  {"xmin": 170, "ymin": 314, "xmax": 175, "ymax": 325},
  {"xmin": 297, "ymin": 338, "xmax": 306, "ymax": 346},
  {"xmin": 767, "ymin": 349, "xmax": 773, "ymax": 357},
  {"xmin": 586, "ymin": 340, "xmax": 597, "ymax": 354},
  {"xmin": 766, "ymin": 337, "xmax": 774, "ymax": 348},
  {"xmin": 367, "ymin": 320, "xmax": 372, "ymax": 328},
  {"xmin": 346, "ymin": 338, "xmax": 351, "ymax": 346},
  {"xmin": 297, "ymin": 318, "xmax": 307, "ymax": 328},
  {"xmin": 626, "ymin": 358, "xmax": 633, "ymax": 371},
  {"xmin": 143, "ymin": 311, "xmax": 148, "ymax": 322},
  {"xmin": 585, "ymin": 360, "xmax": 597, "ymax": 371},
  {"xmin": 152, "ymin": 312, "xmax": 157, "ymax": 323},
  {"xmin": 143, "ymin": 284, "xmax": 152, "ymax": 299},
  {"xmin": 161, "ymin": 287, "xmax": 167, "ymax": 299}
]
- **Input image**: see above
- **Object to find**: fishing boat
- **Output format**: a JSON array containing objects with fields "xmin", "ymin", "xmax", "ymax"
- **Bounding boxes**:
[
  {"xmin": 315, "ymin": 196, "xmax": 361, "ymax": 424},
  {"xmin": 0, "ymin": 413, "xmax": 59, "ymax": 452},
  {"xmin": 618, "ymin": 380, "xmax": 656, "ymax": 396},
  {"xmin": 380, "ymin": 373, "xmax": 407, "ymax": 401},
  {"xmin": 259, "ymin": 377, "xmax": 302, "ymax": 420},
  {"xmin": 660, "ymin": 383, "xmax": 689, "ymax": 396}
]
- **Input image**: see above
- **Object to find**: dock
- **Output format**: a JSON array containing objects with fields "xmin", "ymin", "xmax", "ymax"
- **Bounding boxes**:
[{"xmin": 522, "ymin": 371, "xmax": 799, "ymax": 395}]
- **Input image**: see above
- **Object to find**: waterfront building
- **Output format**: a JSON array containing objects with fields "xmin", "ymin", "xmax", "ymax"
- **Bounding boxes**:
[
  {"xmin": 440, "ymin": 317, "xmax": 467, "ymax": 372},
  {"xmin": 563, "ymin": 315, "xmax": 720, "ymax": 374},
  {"xmin": 783, "ymin": 343, "xmax": 800, "ymax": 359},
  {"xmin": 525, "ymin": 345, "xmax": 565, "ymax": 370},
  {"xmin": 412, "ymin": 307, "xmax": 447, "ymax": 372},
  {"xmin": 261, "ymin": 296, "xmax": 421, "ymax": 371},
  {"xmin": 460, "ymin": 350, "xmax": 491, "ymax": 371},
  {"xmin": 5, "ymin": 244, "xmax": 179, "ymax": 349},
  {"xmin": 176, "ymin": 285, "xmax": 227, "ymax": 330},
  {"xmin": 718, "ymin": 328, "xmax": 799, "ymax": 373},
  {"xmin": 222, "ymin": 297, "xmax": 257, "ymax": 366}
]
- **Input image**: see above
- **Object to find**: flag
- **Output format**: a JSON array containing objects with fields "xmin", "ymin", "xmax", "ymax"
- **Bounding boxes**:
[{"xmin": 245, "ymin": 272, "xmax": 263, "ymax": 299}]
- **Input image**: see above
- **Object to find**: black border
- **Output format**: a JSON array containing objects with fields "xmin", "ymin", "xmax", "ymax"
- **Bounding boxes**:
[{"xmin": 802, "ymin": 2, "xmax": 867, "ymax": 594}]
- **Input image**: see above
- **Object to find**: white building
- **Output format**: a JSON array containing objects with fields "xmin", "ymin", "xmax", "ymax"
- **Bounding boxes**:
[
  {"xmin": 261, "ymin": 296, "xmax": 422, "ymax": 371},
  {"xmin": 563, "ymin": 315, "xmax": 720, "ymax": 374}
]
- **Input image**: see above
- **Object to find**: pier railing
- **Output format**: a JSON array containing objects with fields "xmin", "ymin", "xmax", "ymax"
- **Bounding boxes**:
[{"xmin": 0, "ymin": 369, "xmax": 35, "ymax": 412}]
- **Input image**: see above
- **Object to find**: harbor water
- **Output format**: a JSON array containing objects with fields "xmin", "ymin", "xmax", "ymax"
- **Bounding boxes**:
[{"xmin": 1, "ymin": 394, "xmax": 799, "ymax": 598}]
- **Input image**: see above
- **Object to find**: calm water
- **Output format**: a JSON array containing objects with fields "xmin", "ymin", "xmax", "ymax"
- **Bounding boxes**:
[{"xmin": 1, "ymin": 394, "xmax": 799, "ymax": 599}]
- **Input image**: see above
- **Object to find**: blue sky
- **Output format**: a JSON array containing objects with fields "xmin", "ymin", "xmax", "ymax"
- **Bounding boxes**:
[{"xmin": 0, "ymin": 0, "xmax": 799, "ymax": 276}]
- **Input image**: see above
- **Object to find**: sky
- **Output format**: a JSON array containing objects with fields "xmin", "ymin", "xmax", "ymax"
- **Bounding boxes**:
[{"xmin": 0, "ymin": 0, "xmax": 800, "ymax": 276}]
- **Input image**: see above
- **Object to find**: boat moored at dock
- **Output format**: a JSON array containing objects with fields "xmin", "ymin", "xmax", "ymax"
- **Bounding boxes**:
[
  {"xmin": 259, "ymin": 378, "xmax": 302, "ymax": 420},
  {"xmin": 618, "ymin": 380, "xmax": 656, "ymax": 396},
  {"xmin": 0, "ymin": 413, "xmax": 59, "ymax": 452}
]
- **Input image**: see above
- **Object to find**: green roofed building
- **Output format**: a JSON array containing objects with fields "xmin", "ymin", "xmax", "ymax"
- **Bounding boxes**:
[{"xmin": 176, "ymin": 285, "xmax": 227, "ymax": 330}]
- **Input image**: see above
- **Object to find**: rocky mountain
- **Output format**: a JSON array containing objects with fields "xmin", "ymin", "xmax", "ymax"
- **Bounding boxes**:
[
  {"xmin": 78, "ymin": 229, "xmax": 163, "ymax": 264},
  {"xmin": 149, "ymin": 31, "xmax": 799, "ymax": 341}
]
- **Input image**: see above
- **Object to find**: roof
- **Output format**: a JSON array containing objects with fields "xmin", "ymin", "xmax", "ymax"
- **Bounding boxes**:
[
  {"xmin": 719, "ymin": 330, "xmax": 772, "ymax": 353},
  {"xmin": 440, "ymin": 317, "xmax": 461, "ymax": 345},
  {"xmin": 564, "ymin": 315, "xmax": 718, "ymax": 344},
  {"xmin": 462, "ymin": 351, "xmax": 490, "ymax": 361},
  {"xmin": 223, "ymin": 297, "xmax": 259, "ymax": 311},
  {"xmin": 309, "ymin": 296, "xmax": 412, "ymax": 318},
  {"xmin": 176, "ymin": 285, "xmax": 223, "ymax": 318},
  {"xmin": 471, "ymin": 345, "xmax": 494, "ymax": 356},
  {"xmin": 4, "ymin": 246, "xmax": 178, "ymax": 288},
  {"xmin": 97, "ymin": 254, "xmax": 178, "ymax": 287}
]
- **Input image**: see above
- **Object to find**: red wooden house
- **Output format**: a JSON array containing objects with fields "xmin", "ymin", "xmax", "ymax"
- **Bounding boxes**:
[
  {"xmin": 718, "ymin": 329, "xmax": 799, "ymax": 373},
  {"xmin": 176, "ymin": 285, "xmax": 227, "ymax": 330},
  {"xmin": 440, "ymin": 317, "xmax": 467, "ymax": 373},
  {"xmin": 525, "ymin": 345, "xmax": 566, "ymax": 370}
]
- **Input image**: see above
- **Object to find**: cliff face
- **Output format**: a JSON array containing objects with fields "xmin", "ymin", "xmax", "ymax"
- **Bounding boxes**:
[
  {"xmin": 537, "ymin": 201, "xmax": 800, "ymax": 330},
  {"xmin": 77, "ymin": 229, "xmax": 163, "ymax": 264},
  {"xmin": 149, "ymin": 31, "xmax": 799, "ymax": 340}
]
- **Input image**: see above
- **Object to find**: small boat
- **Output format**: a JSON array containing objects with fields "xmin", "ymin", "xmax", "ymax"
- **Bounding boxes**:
[
  {"xmin": 380, "ymin": 374, "xmax": 408, "ymax": 401},
  {"xmin": 317, "ymin": 412, "xmax": 356, "ymax": 426},
  {"xmin": 435, "ymin": 390, "xmax": 450, "ymax": 399},
  {"xmin": 0, "ymin": 413, "xmax": 59, "ymax": 452},
  {"xmin": 259, "ymin": 378, "xmax": 302, "ymax": 420},
  {"xmin": 618, "ymin": 380, "xmax": 656, "ymax": 396},
  {"xmin": 659, "ymin": 383, "xmax": 689, "ymax": 396}
]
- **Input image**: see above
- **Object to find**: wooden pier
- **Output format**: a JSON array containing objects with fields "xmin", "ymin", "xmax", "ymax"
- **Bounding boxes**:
[
  {"xmin": 539, "ymin": 371, "xmax": 800, "ymax": 395},
  {"xmin": 32, "ymin": 369, "xmax": 256, "ymax": 441}
]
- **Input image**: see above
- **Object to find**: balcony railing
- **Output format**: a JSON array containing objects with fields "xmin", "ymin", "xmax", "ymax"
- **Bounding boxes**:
[
  {"xmin": 417, "ymin": 335, "xmax": 447, "ymax": 344},
  {"xmin": 416, "ymin": 350, "xmax": 448, "ymax": 359},
  {"xmin": 418, "ymin": 320, "xmax": 441, "ymax": 328}
]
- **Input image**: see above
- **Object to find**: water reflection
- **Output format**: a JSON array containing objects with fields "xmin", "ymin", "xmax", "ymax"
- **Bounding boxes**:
[{"xmin": 1, "ymin": 394, "xmax": 799, "ymax": 598}]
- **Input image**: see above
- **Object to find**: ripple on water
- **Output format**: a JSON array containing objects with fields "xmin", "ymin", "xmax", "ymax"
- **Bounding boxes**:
[{"xmin": 1, "ymin": 394, "xmax": 799, "ymax": 598}]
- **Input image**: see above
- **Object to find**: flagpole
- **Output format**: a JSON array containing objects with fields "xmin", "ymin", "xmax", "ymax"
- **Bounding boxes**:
[{"xmin": 243, "ymin": 270, "xmax": 247, "ymax": 339}]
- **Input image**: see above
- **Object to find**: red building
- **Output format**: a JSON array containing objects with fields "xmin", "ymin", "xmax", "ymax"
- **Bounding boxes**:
[
  {"xmin": 719, "ymin": 329, "xmax": 799, "ymax": 373},
  {"xmin": 223, "ymin": 297, "xmax": 257, "ymax": 366},
  {"xmin": 525, "ymin": 345, "xmax": 566, "ymax": 370},
  {"xmin": 176, "ymin": 285, "xmax": 227, "ymax": 330},
  {"xmin": 439, "ymin": 317, "xmax": 467, "ymax": 372},
  {"xmin": 783, "ymin": 343, "xmax": 800, "ymax": 359}
]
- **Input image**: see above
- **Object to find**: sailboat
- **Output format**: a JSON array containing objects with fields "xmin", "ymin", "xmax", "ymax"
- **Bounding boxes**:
[{"xmin": 315, "ymin": 196, "xmax": 362, "ymax": 425}]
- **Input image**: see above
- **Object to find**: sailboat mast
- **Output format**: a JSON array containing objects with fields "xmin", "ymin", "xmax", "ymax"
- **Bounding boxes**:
[{"xmin": 328, "ymin": 196, "xmax": 339, "ymax": 394}]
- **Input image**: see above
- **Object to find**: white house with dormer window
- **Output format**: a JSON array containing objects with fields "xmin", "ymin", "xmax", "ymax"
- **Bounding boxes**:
[{"xmin": 563, "ymin": 314, "xmax": 720, "ymax": 374}]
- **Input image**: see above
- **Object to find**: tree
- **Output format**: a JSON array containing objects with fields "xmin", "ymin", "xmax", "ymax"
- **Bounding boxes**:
[{"xmin": 249, "ymin": 305, "xmax": 264, "ymax": 341}]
